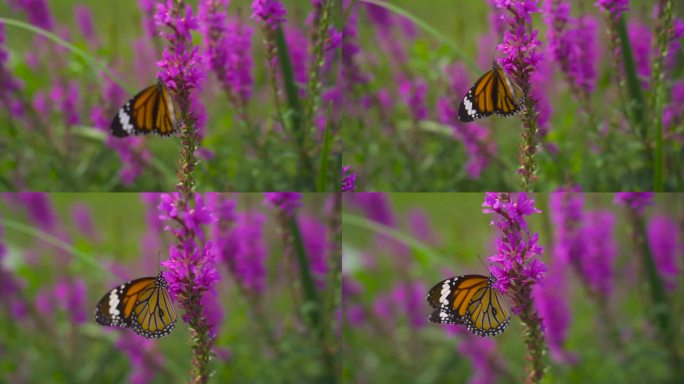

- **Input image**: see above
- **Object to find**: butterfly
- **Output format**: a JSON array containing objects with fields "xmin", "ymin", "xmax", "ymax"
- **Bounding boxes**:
[
  {"xmin": 95, "ymin": 272, "xmax": 176, "ymax": 338},
  {"xmin": 110, "ymin": 81, "xmax": 179, "ymax": 137},
  {"xmin": 426, "ymin": 274, "xmax": 510, "ymax": 337},
  {"xmin": 458, "ymin": 61, "xmax": 523, "ymax": 123}
]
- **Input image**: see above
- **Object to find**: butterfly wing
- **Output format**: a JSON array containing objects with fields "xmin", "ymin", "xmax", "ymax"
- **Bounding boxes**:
[
  {"xmin": 95, "ymin": 274, "xmax": 176, "ymax": 339},
  {"xmin": 458, "ymin": 69, "xmax": 497, "ymax": 123},
  {"xmin": 491, "ymin": 64, "xmax": 523, "ymax": 118},
  {"xmin": 95, "ymin": 276, "xmax": 157, "ymax": 328},
  {"xmin": 462, "ymin": 285, "xmax": 510, "ymax": 337},
  {"xmin": 457, "ymin": 63, "xmax": 523, "ymax": 123},
  {"xmin": 428, "ymin": 309, "xmax": 464, "ymax": 325},
  {"xmin": 130, "ymin": 278, "xmax": 176, "ymax": 339},
  {"xmin": 110, "ymin": 82, "xmax": 179, "ymax": 137},
  {"xmin": 427, "ymin": 274, "xmax": 509, "ymax": 337}
]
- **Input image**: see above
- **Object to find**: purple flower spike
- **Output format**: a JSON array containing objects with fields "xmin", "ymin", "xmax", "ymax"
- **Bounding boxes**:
[
  {"xmin": 613, "ymin": 192, "xmax": 654, "ymax": 215},
  {"xmin": 342, "ymin": 165, "xmax": 357, "ymax": 192},
  {"xmin": 595, "ymin": 0, "xmax": 630, "ymax": 18},
  {"xmin": 251, "ymin": 0, "xmax": 287, "ymax": 29},
  {"xmin": 483, "ymin": 192, "xmax": 547, "ymax": 381},
  {"xmin": 263, "ymin": 193, "xmax": 302, "ymax": 217},
  {"xmin": 647, "ymin": 215, "xmax": 680, "ymax": 291}
]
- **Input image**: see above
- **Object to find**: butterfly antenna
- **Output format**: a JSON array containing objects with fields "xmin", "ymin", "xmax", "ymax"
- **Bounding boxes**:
[{"xmin": 476, "ymin": 254, "xmax": 490, "ymax": 274}]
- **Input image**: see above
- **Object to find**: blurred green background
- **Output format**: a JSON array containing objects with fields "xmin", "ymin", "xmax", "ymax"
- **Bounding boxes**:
[{"xmin": 342, "ymin": 193, "xmax": 684, "ymax": 383}]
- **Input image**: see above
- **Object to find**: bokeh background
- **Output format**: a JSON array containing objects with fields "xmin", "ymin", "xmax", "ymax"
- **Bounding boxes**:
[
  {"xmin": 0, "ymin": 193, "xmax": 340, "ymax": 383},
  {"xmin": 0, "ymin": 0, "xmax": 341, "ymax": 191},
  {"xmin": 342, "ymin": 0, "xmax": 684, "ymax": 191},
  {"xmin": 342, "ymin": 193, "xmax": 684, "ymax": 383}
]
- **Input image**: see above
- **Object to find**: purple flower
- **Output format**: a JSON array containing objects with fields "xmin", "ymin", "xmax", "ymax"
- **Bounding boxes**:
[
  {"xmin": 155, "ymin": 0, "xmax": 204, "ymax": 92},
  {"xmin": 544, "ymin": 1, "xmax": 598, "ymax": 96},
  {"xmin": 139, "ymin": 0, "xmax": 157, "ymax": 39},
  {"xmin": 285, "ymin": 26, "xmax": 309, "ymax": 89},
  {"xmin": 494, "ymin": 0, "xmax": 543, "ymax": 75},
  {"xmin": 663, "ymin": 81, "xmax": 684, "ymax": 132},
  {"xmin": 251, "ymin": 0, "xmax": 287, "ymax": 29},
  {"xmin": 16, "ymin": 192, "xmax": 56, "ymax": 232},
  {"xmin": 263, "ymin": 193, "xmax": 302, "ymax": 217},
  {"xmin": 218, "ymin": 212, "xmax": 268, "ymax": 293},
  {"xmin": 201, "ymin": 291, "xmax": 224, "ymax": 338},
  {"xmin": 647, "ymin": 215, "xmax": 680, "ymax": 291},
  {"xmin": 391, "ymin": 282, "xmax": 428, "ymax": 328},
  {"xmin": 614, "ymin": 192, "xmax": 654, "ymax": 214},
  {"xmin": 54, "ymin": 279, "xmax": 87, "ymax": 324},
  {"xmin": 49, "ymin": 81, "xmax": 80, "ymax": 126},
  {"xmin": 483, "ymin": 193, "xmax": 545, "ymax": 299},
  {"xmin": 549, "ymin": 190, "xmax": 585, "ymax": 265},
  {"xmin": 74, "ymin": 5, "xmax": 98, "ymax": 46},
  {"xmin": 70, "ymin": 203, "xmax": 98, "ymax": 239},
  {"xmin": 90, "ymin": 106, "xmax": 149, "ymax": 185},
  {"xmin": 7, "ymin": 0, "xmax": 55, "ymax": 30},
  {"xmin": 628, "ymin": 21, "xmax": 651, "ymax": 88},
  {"xmin": 408, "ymin": 209, "xmax": 439, "ymax": 245},
  {"xmin": 581, "ymin": 210, "xmax": 617, "ymax": 295},
  {"xmin": 595, "ymin": 0, "xmax": 630, "ymax": 18},
  {"xmin": 158, "ymin": 192, "xmax": 218, "ymax": 300},
  {"xmin": 398, "ymin": 78, "xmax": 428, "ymax": 121},
  {"xmin": 438, "ymin": 63, "xmax": 495, "ymax": 178},
  {"xmin": 456, "ymin": 335, "xmax": 498, "ymax": 384},
  {"xmin": 163, "ymin": 241, "xmax": 220, "ymax": 298},
  {"xmin": 345, "ymin": 193, "xmax": 395, "ymax": 226},
  {"xmin": 116, "ymin": 332, "xmax": 163, "ymax": 384},
  {"xmin": 199, "ymin": 1, "xmax": 254, "ymax": 107},
  {"xmin": 342, "ymin": 165, "xmax": 357, "ymax": 192},
  {"xmin": 299, "ymin": 215, "xmax": 328, "ymax": 288}
]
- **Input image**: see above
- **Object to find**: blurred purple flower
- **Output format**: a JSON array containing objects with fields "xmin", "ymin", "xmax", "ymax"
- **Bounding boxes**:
[
  {"xmin": 0, "ymin": 23, "xmax": 26, "ymax": 119},
  {"xmin": 7, "ymin": 0, "xmax": 55, "ymax": 30},
  {"xmin": 581, "ymin": 210, "xmax": 617, "ymax": 295},
  {"xmin": 535, "ymin": 193, "xmax": 578, "ymax": 364},
  {"xmin": 346, "ymin": 193, "xmax": 395, "ymax": 226},
  {"xmin": 116, "ymin": 332, "xmax": 163, "ymax": 384},
  {"xmin": 483, "ymin": 193, "xmax": 546, "ymax": 300},
  {"xmin": 299, "ymin": 215, "xmax": 328, "ymax": 288},
  {"xmin": 251, "ymin": 0, "xmax": 287, "ymax": 29},
  {"xmin": 438, "ymin": 63, "xmax": 495, "ymax": 178},
  {"xmin": 342, "ymin": 165, "xmax": 357, "ymax": 192},
  {"xmin": 199, "ymin": 1, "xmax": 254, "ymax": 107},
  {"xmin": 663, "ymin": 81, "xmax": 684, "ymax": 133},
  {"xmin": 494, "ymin": 0, "xmax": 543, "ymax": 75},
  {"xmin": 70, "ymin": 203, "xmax": 98, "ymax": 240},
  {"xmin": 263, "ymin": 193, "xmax": 302, "ymax": 217},
  {"xmin": 339, "ymin": 1, "xmax": 367, "ymax": 96},
  {"xmin": 285, "ymin": 26, "xmax": 309, "ymax": 90},
  {"xmin": 647, "ymin": 215, "xmax": 680, "ymax": 291},
  {"xmin": 219, "ymin": 212, "xmax": 268, "ymax": 293},
  {"xmin": 74, "ymin": 5, "xmax": 98, "ymax": 46},
  {"xmin": 544, "ymin": 1, "xmax": 598, "ymax": 96},
  {"xmin": 201, "ymin": 291, "xmax": 224, "ymax": 338},
  {"xmin": 16, "ymin": 192, "xmax": 56, "ymax": 232},
  {"xmin": 628, "ymin": 21, "xmax": 651, "ymax": 88},
  {"xmin": 392, "ymin": 281, "xmax": 427, "ymax": 328},
  {"xmin": 456, "ymin": 335, "xmax": 498, "ymax": 384},
  {"xmin": 50, "ymin": 81, "xmax": 80, "ymax": 126},
  {"xmin": 155, "ymin": 0, "xmax": 204, "ymax": 93},
  {"xmin": 139, "ymin": 0, "xmax": 157, "ymax": 39},
  {"xmin": 398, "ymin": 78, "xmax": 428, "ymax": 121},
  {"xmin": 34, "ymin": 288, "xmax": 54, "ymax": 319},
  {"xmin": 90, "ymin": 106, "xmax": 149, "ymax": 185},
  {"xmin": 54, "ymin": 278, "xmax": 87, "ymax": 324},
  {"xmin": 595, "ymin": 0, "xmax": 630, "ymax": 18},
  {"xmin": 614, "ymin": 192, "xmax": 654, "ymax": 214},
  {"xmin": 407, "ymin": 209, "xmax": 439, "ymax": 245}
]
